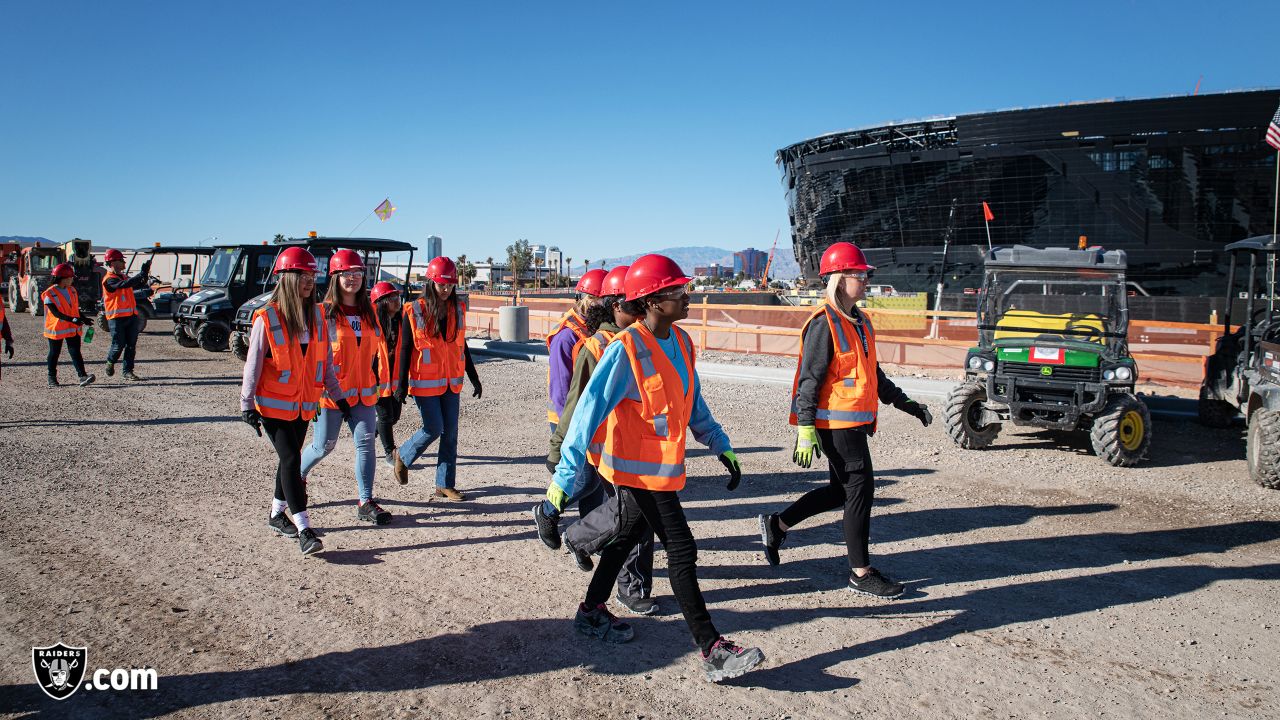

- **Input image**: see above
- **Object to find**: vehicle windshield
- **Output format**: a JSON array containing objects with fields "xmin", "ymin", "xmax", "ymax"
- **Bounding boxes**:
[
  {"xmin": 29, "ymin": 251, "xmax": 61, "ymax": 272},
  {"xmin": 979, "ymin": 267, "xmax": 1128, "ymax": 354},
  {"xmin": 202, "ymin": 248, "xmax": 241, "ymax": 286}
]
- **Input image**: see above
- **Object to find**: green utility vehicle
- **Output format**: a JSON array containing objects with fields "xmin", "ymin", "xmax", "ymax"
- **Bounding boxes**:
[{"xmin": 943, "ymin": 245, "xmax": 1152, "ymax": 466}]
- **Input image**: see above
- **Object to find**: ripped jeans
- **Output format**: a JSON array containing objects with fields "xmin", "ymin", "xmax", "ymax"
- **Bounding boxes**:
[{"xmin": 300, "ymin": 403, "xmax": 379, "ymax": 502}]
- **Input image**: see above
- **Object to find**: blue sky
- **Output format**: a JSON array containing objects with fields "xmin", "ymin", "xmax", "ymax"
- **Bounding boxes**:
[{"xmin": 1, "ymin": 1, "xmax": 1274, "ymax": 263}]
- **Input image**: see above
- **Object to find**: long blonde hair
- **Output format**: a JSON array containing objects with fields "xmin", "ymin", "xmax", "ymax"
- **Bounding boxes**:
[
  {"xmin": 270, "ymin": 272, "xmax": 316, "ymax": 338},
  {"xmin": 824, "ymin": 273, "xmax": 859, "ymax": 322}
]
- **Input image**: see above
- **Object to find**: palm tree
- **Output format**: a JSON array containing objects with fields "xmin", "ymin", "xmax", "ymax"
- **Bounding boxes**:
[
  {"xmin": 565, "ymin": 256, "xmax": 572, "ymax": 287},
  {"xmin": 583, "ymin": 259, "xmax": 590, "ymax": 277},
  {"xmin": 485, "ymin": 256, "xmax": 494, "ymax": 289}
]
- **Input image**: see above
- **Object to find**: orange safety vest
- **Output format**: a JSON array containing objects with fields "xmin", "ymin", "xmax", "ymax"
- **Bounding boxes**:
[
  {"xmin": 547, "ymin": 309, "xmax": 592, "ymax": 425},
  {"xmin": 252, "ymin": 302, "xmax": 330, "ymax": 421},
  {"xmin": 588, "ymin": 323, "xmax": 696, "ymax": 492},
  {"xmin": 41, "ymin": 286, "xmax": 80, "ymax": 340},
  {"xmin": 406, "ymin": 297, "xmax": 467, "ymax": 397},
  {"xmin": 379, "ymin": 312, "xmax": 403, "ymax": 399},
  {"xmin": 577, "ymin": 327, "xmax": 617, "ymax": 467},
  {"xmin": 788, "ymin": 302, "xmax": 879, "ymax": 430},
  {"xmin": 321, "ymin": 305, "xmax": 391, "ymax": 410},
  {"xmin": 101, "ymin": 271, "xmax": 137, "ymax": 320}
]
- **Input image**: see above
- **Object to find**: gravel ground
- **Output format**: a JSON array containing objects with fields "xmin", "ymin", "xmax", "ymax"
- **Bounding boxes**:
[{"xmin": 1, "ymin": 313, "xmax": 1278, "ymax": 719}]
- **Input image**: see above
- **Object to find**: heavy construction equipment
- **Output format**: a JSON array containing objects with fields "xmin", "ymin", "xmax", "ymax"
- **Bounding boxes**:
[{"xmin": 7, "ymin": 239, "xmax": 104, "ymax": 318}]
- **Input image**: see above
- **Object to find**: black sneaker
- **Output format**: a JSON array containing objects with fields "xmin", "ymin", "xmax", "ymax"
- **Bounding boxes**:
[
  {"xmin": 268, "ymin": 512, "xmax": 298, "ymax": 538},
  {"xmin": 702, "ymin": 637, "xmax": 765, "ymax": 682},
  {"xmin": 78, "ymin": 373, "xmax": 96, "ymax": 387},
  {"xmin": 122, "ymin": 371, "xmax": 142, "ymax": 382},
  {"xmin": 357, "ymin": 500, "xmax": 392, "ymax": 525},
  {"xmin": 759, "ymin": 513, "xmax": 786, "ymax": 566},
  {"xmin": 298, "ymin": 528, "xmax": 324, "ymax": 556},
  {"xmin": 47, "ymin": 377, "xmax": 59, "ymax": 387},
  {"xmin": 565, "ymin": 540, "xmax": 593, "ymax": 572},
  {"xmin": 532, "ymin": 504, "xmax": 562, "ymax": 550},
  {"xmin": 105, "ymin": 361, "xmax": 115, "ymax": 377},
  {"xmin": 615, "ymin": 594, "xmax": 658, "ymax": 616},
  {"xmin": 848, "ymin": 568, "xmax": 904, "ymax": 599},
  {"xmin": 574, "ymin": 602, "xmax": 634, "ymax": 643}
]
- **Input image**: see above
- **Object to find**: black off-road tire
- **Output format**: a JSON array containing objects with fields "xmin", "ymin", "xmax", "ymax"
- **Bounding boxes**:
[
  {"xmin": 8, "ymin": 283, "xmax": 25, "ymax": 313},
  {"xmin": 1089, "ymin": 394, "xmax": 1153, "ymax": 467},
  {"xmin": 1246, "ymin": 408, "xmax": 1280, "ymax": 490},
  {"xmin": 135, "ymin": 311, "xmax": 149, "ymax": 334},
  {"xmin": 173, "ymin": 324, "xmax": 200, "ymax": 348},
  {"xmin": 1197, "ymin": 386, "xmax": 1238, "ymax": 428},
  {"xmin": 230, "ymin": 331, "xmax": 250, "ymax": 362},
  {"xmin": 196, "ymin": 321, "xmax": 230, "ymax": 352},
  {"xmin": 944, "ymin": 381, "xmax": 1000, "ymax": 450},
  {"xmin": 29, "ymin": 283, "xmax": 43, "ymax": 317}
]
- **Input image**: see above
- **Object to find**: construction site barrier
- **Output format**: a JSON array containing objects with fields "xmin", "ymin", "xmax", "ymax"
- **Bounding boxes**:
[{"xmin": 463, "ymin": 294, "xmax": 1219, "ymax": 388}]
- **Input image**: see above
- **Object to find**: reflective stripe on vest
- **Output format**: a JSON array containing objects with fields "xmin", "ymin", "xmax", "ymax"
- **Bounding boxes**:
[
  {"xmin": 102, "ymin": 272, "xmax": 137, "ymax": 319},
  {"xmin": 407, "ymin": 298, "xmax": 466, "ymax": 397},
  {"xmin": 321, "ymin": 309, "xmax": 388, "ymax": 409},
  {"xmin": 788, "ymin": 302, "xmax": 878, "ymax": 431},
  {"xmin": 42, "ymin": 287, "xmax": 80, "ymax": 339},
  {"xmin": 253, "ymin": 303, "xmax": 328, "ymax": 421}
]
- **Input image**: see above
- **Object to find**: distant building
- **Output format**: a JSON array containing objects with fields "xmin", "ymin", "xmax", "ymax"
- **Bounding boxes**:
[
  {"xmin": 425, "ymin": 235, "xmax": 443, "ymax": 262},
  {"xmin": 694, "ymin": 263, "xmax": 731, "ymax": 279},
  {"xmin": 733, "ymin": 248, "xmax": 768, "ymax": 278}
]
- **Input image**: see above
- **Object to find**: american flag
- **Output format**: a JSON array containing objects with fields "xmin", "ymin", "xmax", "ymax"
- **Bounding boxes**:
[{"xmin": 1267, "ymin": 101, "xmax": 1280, "ymax": 151}]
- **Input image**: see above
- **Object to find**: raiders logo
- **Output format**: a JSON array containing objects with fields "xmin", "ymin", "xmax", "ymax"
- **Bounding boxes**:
[{"xmin": 32, "ymin": 643, "xmax": 87, "ymax": 701}]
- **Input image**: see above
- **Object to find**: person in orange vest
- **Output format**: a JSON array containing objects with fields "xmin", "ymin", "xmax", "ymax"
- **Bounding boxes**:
[
  {"xmin": 0, "ymin": 299, "xmax": 13, "ymax": 380},
  {"xmin": 551, "ymin": 253, "xmax": 764, "ymax": 683},
  {"xmin": 391, "ymin": 257, "xmax": 482, "ymax": 499},
  {"xmin": 758, "ymin": 242, "xmax": 932, "ymax": 598},
  {"xmin": 298, "ymin": 250, "xmax": 394, "ymax": 525},
  {"xmin": 238, "ymin": 247, "xmax": 345, "ymax": 556},
  {"xmin": 100, "ymin": 248, "xmax": 152, "ymax": 381},
  {"xmin": 42, "ymin": 263, "xmax": 95, "ymax": 388},
  {"xmin": 370, "ymin": 281, "xmax": 405, "ymax": 468},
  {"xmin": 547, "ymin": 268, "xmax": 605, "ymax": 431}
]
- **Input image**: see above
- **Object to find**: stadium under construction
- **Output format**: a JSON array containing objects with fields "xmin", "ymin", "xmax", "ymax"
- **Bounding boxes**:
[{"xmin": 777, "ymin": 89, "xmax": 1280, "ymax": 320}]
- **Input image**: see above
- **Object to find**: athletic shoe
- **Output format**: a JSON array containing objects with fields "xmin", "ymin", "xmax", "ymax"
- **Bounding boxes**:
[
  {"xmin": 78, "ymin": 374, "xmax": 96, "ymax": 387},
  {"xmin": 848, "ymin": 568, "xmax": 904, "ymax": 599},
  {"xmin": 268, "ymin": 512, "xmax": 298, "ymax": 538},
  {"xmin": 123, "ymin": 371, "xmax": 142, "ymax": 382},
  {"xmin": 759, "ymin": 513, "xmax": 786, "ymax": 566},
  {"xmin": 434, "ymin": 487, "xmax": 465, "ymax": 501},
  {"xmin": 382, "ymin": 454, "xmax": 396, "ymax": 469},
  {"xmin": 357, "ymin": 500, "xmax": 392, "ymax": 525},
  {"xmin": 47, "ymin": 377, "xmax": 59, "ymax": 387},
  {"xmin": 298, "ymin": 528, "xmax": 324, "ymax": 556},
  {"xmin": 574, "ymin": 602, "xmax": 634, "ymax": 644},
  {"xmin": 393, "ymin": 454, "xmax": 409, "ymax": 485},
  {"xmin": 615, "ymin": 593, "xmax": 658, "ymax": 616},
  {"xmin": 702, "ymin": 638, "xmax": 765, "ymax": 682},
  {"xmin": 532, "ymin": 504, "xmax": 562, "ymax": 550},
  {"xmin": 566, "ymin": 540, "xmax": 593, "ymax": 572},
  {"xmin": 105, "ymin": 361, "xmax": 115, "ymax": 377}
]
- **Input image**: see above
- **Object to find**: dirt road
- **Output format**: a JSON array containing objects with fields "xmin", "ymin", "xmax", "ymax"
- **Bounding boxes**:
[{"xmin": 1, "ymin": 314, "xmax": 1277, "ymax": 719}]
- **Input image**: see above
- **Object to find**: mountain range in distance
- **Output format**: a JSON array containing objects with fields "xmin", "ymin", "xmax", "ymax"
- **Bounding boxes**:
[{"xmin": 584, "ymin": 245, "xmax": 800, "ymax": 280}]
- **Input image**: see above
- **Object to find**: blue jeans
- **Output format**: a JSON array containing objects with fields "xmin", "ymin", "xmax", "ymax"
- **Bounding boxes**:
[
  {"xmin": 398, "ymin": 392, "xmax": 460, "ymax": 489},
  {"xmin": 107, "ymin": 314, "xmax": 142, "ymax": 372},
  {"xmin": 301, "ymin": 403, "xmax": 378, "ymax": 502}
]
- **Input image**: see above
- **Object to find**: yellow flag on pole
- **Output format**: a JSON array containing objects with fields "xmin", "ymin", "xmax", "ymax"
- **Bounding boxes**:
[{"xmin": 374, "ymin": 198, "xmax": 396, "ymax": 221}]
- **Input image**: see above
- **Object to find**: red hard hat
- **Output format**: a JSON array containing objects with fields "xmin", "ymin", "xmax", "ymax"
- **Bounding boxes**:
[
  {"xmin": 52, "ymin": 262, "xmax": 75, "ymax": 279},
  {"xmin": 623, "ymin": 254, "xmax": 691, "ymax": 301},
  {"xmin": 576, "ymin": 268, "xmax": 607, "ymax": 296},
  {"xmin": 273, "ymin": 246, "xmax": 318, "ymax": 274},
  {"xmin": 329, "ymin": 248, "xmax": 365, "ymax": 274},
  {"xmin": 819, "ymin": 242, "xmax": 875, "ymax": 276},
  {"xmin": 369, "ymin": 281, "xmax": 400, "ymax": 303},
  {"xmin": 600, "ymin": 265, "xmax": 630, "ymax": 297},
  {"xmin": 104, "ymin": 249, "xmax": 125, "ymax": 263},
  {"xmin": 426, "ymin": 256, "xmax": 458, "ymax": 284}
]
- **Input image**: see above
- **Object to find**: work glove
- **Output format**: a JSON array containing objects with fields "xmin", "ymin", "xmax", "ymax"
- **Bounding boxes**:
[
  {"xmin": 140, "ymin": 259, "xmax": 152, "ymax": 275},
  {"xmin": 719, "ymin": 451, "xmax": 741, "ymax": 491},
  {"xmin": 894, "ymin": 397, "xmax": 933, "ymax": 427},
  {"xmin": 336, "ymin": 398, "xmax": 353, "ymax": 422},
  {"xmin": 470, "ymin": 376, "xmax": 483, "ymax": 399},
  {"xmin": 71, "ymin": 316, "xmax": 85, "ymax": 326},
  {"xmin": 394, "ymin": 387, "xmax": 408, "ymax": 405},
  {"xmin": 4, "ymin": 341, "xmax": 12, "ymax": 359},
  {"xmin": 241, "ymin": 409, "xmax": 263, "ymax": 437},
  {"xmin": 793, "ymin": 425, "xmax": 821, "ymax": 468}
]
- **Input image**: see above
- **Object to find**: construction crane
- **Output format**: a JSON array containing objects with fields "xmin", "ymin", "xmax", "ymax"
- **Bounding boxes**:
[{"xmin": 760, "ymin": 229, "xmax": 780, "ymax": 288}]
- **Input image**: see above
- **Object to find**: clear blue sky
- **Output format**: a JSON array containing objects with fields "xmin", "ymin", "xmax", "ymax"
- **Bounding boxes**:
[{"xmin": 1, "ymin": 1, "xmax": 1273, "ymax": 263}]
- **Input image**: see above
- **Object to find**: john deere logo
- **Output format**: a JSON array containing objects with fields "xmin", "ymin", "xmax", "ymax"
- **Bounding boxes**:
[{"xmin": 1040, "ymin": 366, "xmax": 1054, "ymax": 376}]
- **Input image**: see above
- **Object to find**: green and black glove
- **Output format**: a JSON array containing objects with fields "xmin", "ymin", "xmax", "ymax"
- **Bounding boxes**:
[
  {"xmin": 792, "ymin": 425, "xmax": 821, "ymax": 468},
  {"xmin": 719, "ymin": 451, "xmax": 741, "ymax": 491}
]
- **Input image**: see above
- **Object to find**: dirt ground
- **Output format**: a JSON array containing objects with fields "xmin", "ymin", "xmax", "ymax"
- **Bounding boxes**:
[{"xmin": 1, "ymin": 313, "xmax": 1278, "ymax": 719}]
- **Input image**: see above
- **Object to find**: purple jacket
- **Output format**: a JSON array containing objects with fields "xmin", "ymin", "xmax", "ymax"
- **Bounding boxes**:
[{"xmin": 548, "ymin": 325, "xmax": 581, "ymax": 418}]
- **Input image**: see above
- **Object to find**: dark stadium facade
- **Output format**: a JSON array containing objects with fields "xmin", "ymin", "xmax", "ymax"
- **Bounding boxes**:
[{"xmin": 777, "ymin": 89, "xmax": 1280, "ymax": 311}]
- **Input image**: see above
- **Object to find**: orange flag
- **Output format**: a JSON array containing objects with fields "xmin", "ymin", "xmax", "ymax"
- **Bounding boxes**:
[{"xmin": 982, "ymin": 202, "xmax": 995, "ymax": 222}]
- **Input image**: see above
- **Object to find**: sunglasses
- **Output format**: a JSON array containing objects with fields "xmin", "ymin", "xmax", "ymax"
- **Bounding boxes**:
[{"xmin": 651, "ymin": 287, "xmax": 688, "ymax": 301}]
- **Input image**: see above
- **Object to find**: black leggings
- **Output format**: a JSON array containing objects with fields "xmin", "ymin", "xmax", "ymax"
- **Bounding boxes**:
[
  {"xmin": 375, "ymin": 398, "xmax": 400, "ymax": 456},
  {"xmin": 263, "ymin": 417, "xmax": 310, "ymax": 515},
  {"xmin": 46, "ymin": 336, "xmax": 87, "ymax": 379},
  {"xmin": 779, "ymin": 428, "xmax": 876, "ymax": 569}
]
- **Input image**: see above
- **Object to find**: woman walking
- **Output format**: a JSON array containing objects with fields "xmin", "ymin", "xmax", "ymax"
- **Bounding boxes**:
[
  {"xmin": 370, "ymin": 281, "xmax": 405, "ymax": 469},
  {"xmin": 42, "ymin": 263, "xmax": 95, "ymax": 388},
  {"xmin": 239, "ymin": 247, "xmax": 344, "ymax": 556},
  {"xmin": 552, "ymin": 254, "xmax": 764, "ymax": 682},
  {"xmin": 546, "ymin": 268, "xmax": 605, "ymax": 431},
  {"xmin": 299, "ymin": 250, "xmax": 394, "ymax": 525},
  {"xmin": 392, "ymin": 256, "xmax": 482, "ymax": 499},
  {"xmin": 758, "ymin": 242, "xmax": 933, "ymax": 598}
]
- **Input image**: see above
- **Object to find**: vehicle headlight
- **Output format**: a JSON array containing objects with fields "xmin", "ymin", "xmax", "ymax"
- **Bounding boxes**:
[
  {"xmin": 1103, "ymin": 369, "xmax": 1116, "ymax": 381},
  {"xmin": 968, "ymin": 356, "xmax": 982, "ymax": 370},
  {"xmin": 983, "ymin": 360, "xmax": 996, "ymax": 372},
  {"xmin": 1115, "ymin": 366, "xmax": 1132, "ymax": 381},
  {"xmin": 194, "ymin": 305, "xmax": 206, "ymax": 314}
]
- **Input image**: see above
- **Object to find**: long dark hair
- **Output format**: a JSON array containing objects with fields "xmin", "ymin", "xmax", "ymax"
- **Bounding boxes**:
[
  {"xmin": 323, "ymin": 272, "xmax": 377, "ymax": 327},
  {"xmin": 420, "ymin": 283, "xmax": 459, "ymax": 342},
  {"xmin": 376, "ymin": 295, "xmax": 402, "ymax": 348}
]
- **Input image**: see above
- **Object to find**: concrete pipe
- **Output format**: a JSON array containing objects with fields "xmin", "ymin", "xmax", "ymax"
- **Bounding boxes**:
[{"xmin": 498, "ymin": 304, "xmax": 529, "ymax": 342}]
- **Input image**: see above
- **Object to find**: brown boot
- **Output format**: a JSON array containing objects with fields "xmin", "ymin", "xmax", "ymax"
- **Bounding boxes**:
[
  {"xmin": 394, "ymin": 454, "xmax": 409, "ymax": 485},
  {"xmin": 434, "ymin": 487, "xmax": 465, "ymax": 501}
]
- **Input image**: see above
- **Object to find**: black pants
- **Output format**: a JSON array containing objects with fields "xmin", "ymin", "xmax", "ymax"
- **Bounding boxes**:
[
  {"xmin": 106, "ymin": 315, "xmax": 142, "ymax": 372},
  {"xmin": 263, "ymin": 417, "xmax": 310, "ymax": 515},
  {"xmin": 567, "ymin": 481, "xmax": 655, "ymax": 600},
  {"xmin": 779, "ymin": 428, "xmax": 876, "ymax": 569},
  {"xmin": 46, "ymin": 336, "xmax": 87, "ymax": 379},
  {"xmin": 375, "ymin": 397, "xmax": 401, "ymax": 456},
  {"xmin": 585, "ymin": 486, "xmax": 718, "ymax": 653}
]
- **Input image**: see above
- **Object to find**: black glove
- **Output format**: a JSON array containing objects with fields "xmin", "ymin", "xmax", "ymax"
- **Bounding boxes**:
[
  {"xmin": 241, "ymin": 409, "xmax": 263, "ymax": 437},
  {"xmin": 4, "ymin": 341, "xmax": 12, "ymax": 359},
  {"xmin": 394, "ymin": 387, "xmax": 407, "ymax": 405},
  {"xmin": 471, "ymin": 377, "xmax": 482, "ymax": 399},
  {"xmin": 719, "ymin": 451, "xmax": 741, "ymax": 491},
  {"xmin": 71, "ymin": 316, "xmax": 85, "ymax": 326},
  {"xmin": 545, "ymin": 459, "xmax": 558, "ymax": 474},
  {"xmin": 336, "ymin": 398, "xmax": 353, "ymax": 422},
  {"xmin": 140, "ymin": 259, "xmax": 152, "ymax": 275},
  {"xmin": 894, "ymin": 397, "xmax": 933, "ymax": 427}
]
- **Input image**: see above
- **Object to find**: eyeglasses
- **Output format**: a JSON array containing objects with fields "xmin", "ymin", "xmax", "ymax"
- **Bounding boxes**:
[
  {"xmin": 337, "ymin": 270, "xmax": 365, "ymax": 278},
  {"xmin": 844, "ymin": 272, "xmax": 869, "ymax": 282},
  {"xmin": 651, "ymin": 287, "xmax": 688, "ymax": 301}
]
